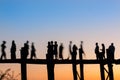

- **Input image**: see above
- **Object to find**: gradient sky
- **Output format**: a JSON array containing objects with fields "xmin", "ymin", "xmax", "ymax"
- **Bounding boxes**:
[{"xmin": 0, "ymin": 0, "xmax": 120, "ymax": 80}]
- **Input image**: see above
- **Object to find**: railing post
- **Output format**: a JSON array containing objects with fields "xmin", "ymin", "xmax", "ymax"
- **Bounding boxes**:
[
  {"xmin": 79, "ymin": 52, "xmax": 84, "ymax": 80},
  {"xmin": 72, "ymin": 54, "xmax": 77, "ymax": 80},
  {"xmin": 100, "ymin": 62, "xmax": 105, "ymax": 80},
  {"xmin": 46, "ymin": 53, "xmax": 55, "ymax": 80},
  {"xmin": 99, "ymin": 54, "xmax": 105, "ymax": 80},
  {"xmin": 108, "ymin": 61, "xmax": 114, "ymax": 80},
  {"xmin": 21, "ymin": 59, "xmax": 27, "ymax": 80}
]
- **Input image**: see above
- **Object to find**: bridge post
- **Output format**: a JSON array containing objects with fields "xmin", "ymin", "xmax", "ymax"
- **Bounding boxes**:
[
  {"xmin": 21, "ymin": 59, "xmax": 27, "ymax": 80},
  {"xmin": 100, "ymin": 62, "xmax": 105, "ymax": 80},
  {"xmin": 99, "ymin": 55, "xmax": 105, "ymax": 80},
  {"xmin": 46, "ymin": 53, "xmax": 55, "ymax": 80},
  {"xmin": 108, "ymin": 62, "xmax": 114, "ymax": 80},
  {"xmin": 79, "ymin": 52, "xmax": 84, "ymax": 80},
  {"xmin": 72, "ymin": 54, "xmax": 77, "ymax": 80}
]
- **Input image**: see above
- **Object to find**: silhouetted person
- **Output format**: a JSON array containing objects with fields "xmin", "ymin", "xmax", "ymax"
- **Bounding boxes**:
[
  {"xmin": 72, "ymin": 44, "xmax": 78, "ymax": 60},
  {"xmin": 59, "ymin": 43, "xmax": 64, "ymax": 60},
  {"xmin": 20, "ymin": 47, "xmax": 24, "ymax": 59},
  {"xmin": 24, "ymin": 41, "xmax": 29, "ymax": 58},
  {"xmin": 68, "ymin": 41, "xmax": 72, "ymax": 59},
  {"xmin": 1, "ymin": 41, "xmax": 7, "ymax": 60},
  {"xmin": 46, "ymin": 41, "xmax": 55, "ymax": 80},
  {"xmin": 95, "ymin": 42, "xmax": 99, "ymax": 60},
  {"xmin": 46, "ymin": 41, "xmax": 54, "ymax": 59},
  {"xmin": 79, "ymin": 41, "xmax": 85, "ymax": 60},
  {"xmin": 50, "ymin": 41, "xmax": 54, "ymax": 57},
  {"xmin": 100, "ymin": 44, "xmax": 105, "ymax": 59},
  {"xmin": 47, "ymin": 42, "xmax": 51, "ymax": 54},
  {"xmin": 53, "ymin": 41, "xmax": 58, "ymax": 59},
  {"xmin": 10, "ymin": 40, "xmax": 16, "ymax": 59},
  {"xmin": 72, "ymin": 44, "xmax": 78, "ymax": 80},
  {"xmin": 30, "ymin": 42, "xmax": 37, "ymax": 59},
  {"xmin": 20, "ymin": 45, "xmax": 26, "ymax": 59},
  {"xmin": 109, "ymin": 43, "xmax": 115, "ymax": 60},
  {"xmin": 79, "ymin": 41, "xmax": 85, "ymax": 80}
]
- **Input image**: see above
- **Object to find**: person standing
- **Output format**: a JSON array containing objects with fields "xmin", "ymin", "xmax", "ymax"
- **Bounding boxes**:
[
  {"xmin": 53, "ymin": 41, "xmax": 58, "ymax": 59},
  {"xmin": 95, "ymin": 42, "xmax": 99, "ymax": 60},
  {"xmin": 24, "ymin": 41, "xmax": 29, "ymax": 58},
  {"xmin": 101, "ymin": 44, "xmax": 105, "ymax": 59},
  {"xmin": 72, "ymin": 44, "xmax": 78, "ymax": 80},
  {"xmin": 1, "ymin": 41, "xmax": 7, "ymax": 59},
  {"xmin": 72, "ymin": 44, "xmax": 78, "ymax": 60},
  {"xmin": 59, "ymin": 43, "xmax": 64, "ymax": 60},
  {"xmin": 109, "ymin": 43, "xmax": 115, "ymax": 60},
  {"xmin": 79, "ymin": 41, "xmax": 85, "ymax": 80},
  {"xmin": 10, "ymin": 40, "xmax": 16, "ymax": 59},
  {"xmin": 79, "ymin": 41, "xmax": 85, "ymax": 60},
  {"xmin": 68, "ymin": 41, "xmax": 72, "ymax": 59}
]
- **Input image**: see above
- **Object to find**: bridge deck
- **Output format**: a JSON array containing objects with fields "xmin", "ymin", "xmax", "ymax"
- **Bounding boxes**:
[{"xmin": 0, "ymin": 59, "xmax": 120, "ymax": 64}]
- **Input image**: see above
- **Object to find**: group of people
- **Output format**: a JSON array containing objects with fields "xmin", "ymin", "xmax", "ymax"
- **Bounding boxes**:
[
  {"xmin": 46, "ymin": 41, "xmax": 85, "ymax": 60},
  {"xmin": 20, "ymin": 41, "xmax": 37, "ymax": 59},
  {"xmin": 68, "ymin": 41, "xmax": 85, "ymax": 60},
  {"xmin": 46, "ymin": 41, "xmax": 64, "ymax": 60},
  {"xmin": 0, "ymin": 40, "xmax": 115, "ymax": 60},
  {"xmin": 0, "ymin": 40, "xmax": 37, "ymax": 60},
  {"xmin": 95, "ymin": 43, "xmax": 115, "ymax": 60}
]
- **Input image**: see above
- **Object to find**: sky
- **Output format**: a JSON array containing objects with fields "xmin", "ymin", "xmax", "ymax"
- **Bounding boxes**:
[{"xmin": 0, "ymin": 0, "xmax": 120, "ymax": 80}]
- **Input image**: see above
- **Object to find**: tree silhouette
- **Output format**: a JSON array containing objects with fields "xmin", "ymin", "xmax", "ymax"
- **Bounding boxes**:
[{"xmin": 0, "ymin": 68, "xmax": 20, "ymax": 80}]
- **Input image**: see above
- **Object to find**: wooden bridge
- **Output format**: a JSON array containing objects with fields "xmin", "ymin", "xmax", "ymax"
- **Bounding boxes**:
[{"xmin": 1, "ymin": 58, "xmax": 120, "ymax": 80}]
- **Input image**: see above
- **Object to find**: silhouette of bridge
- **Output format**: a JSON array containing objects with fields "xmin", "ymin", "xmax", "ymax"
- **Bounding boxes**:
[
  {"xmin": 0, "ymin": 41, "xmax": 118, "ymax": 80},
  {"xmin": 0, "ymin": 58, "xmax": 120, "ymax": 80}
]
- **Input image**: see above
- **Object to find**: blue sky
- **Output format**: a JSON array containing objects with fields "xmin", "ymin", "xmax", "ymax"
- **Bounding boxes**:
[
  {"xmin": 1, "ymin": 0, "xmax": 120, "ymax": 28},
  {"xmin": 0, "ymin": 0, "xmax": 120, "ymax": 58}
]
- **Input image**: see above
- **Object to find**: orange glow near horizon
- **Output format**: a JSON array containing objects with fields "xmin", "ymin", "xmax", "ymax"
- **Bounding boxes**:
[
  {"xmin": 26, "ymin": 64, "xmax": 120, "ymax": 80},
  {"xmin": 0, "ymin": 58, "xmax": 120, "ymax": 80}
]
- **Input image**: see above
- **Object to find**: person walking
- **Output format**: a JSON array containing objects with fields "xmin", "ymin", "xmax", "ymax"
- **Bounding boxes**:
[{"xmin": 1, "ymin": 41, "xmax": 7, "ymax": 59}]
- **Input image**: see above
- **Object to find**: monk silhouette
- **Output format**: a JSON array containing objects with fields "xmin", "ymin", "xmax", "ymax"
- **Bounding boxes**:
[{"xmin": 10, "ymin": 40, "xmax": 16, "ymax": 59}]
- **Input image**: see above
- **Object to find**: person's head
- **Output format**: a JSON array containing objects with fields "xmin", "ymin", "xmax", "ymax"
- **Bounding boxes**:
[
  {"xmin": 32, "ymin": 42, "xmax": 34, "ymax": 45},
  {"xmin": 48, "ymin": 41, "xmax": 50, "ymax": 45},
  {"xmin": 3, "ymin": 41, "xmax": 6, "ymax": 44},
  {"xmin": 70, "ymin": 41, "xmax": 72, "ymax": 44},
  {"xmin": 102, "ymin": 43, "xmax": 104, "ymax": 46},
  {"xmin": 55, "ymin": 41, "xmax": 57, "ymax": 44},
  {"xmin": 96, "ymin": 42, "xmax": 98, "ymax": 46},
  {"xmin": 51, "ymin": 41, "xmax": 53, "ymax": 45},
  {"xmin": 12, "ymin": 40, "xmax": 15, "ymax": 44},
  {"xmin": 81, "ymin": 41, "xmax": 83, "ymax": 44},
  {"xmin": 26, "ymin": 40, "xmax": 29, "ymax": 44},
  {"xmin": 111, "ymin": 43, "xmax": 114, "ymax": 46}
]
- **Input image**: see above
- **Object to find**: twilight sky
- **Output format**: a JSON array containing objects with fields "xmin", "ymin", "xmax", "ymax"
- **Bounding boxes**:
[{"xmin": 0, "ymin": 0, "xmax": 120, "ymax": 80}]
